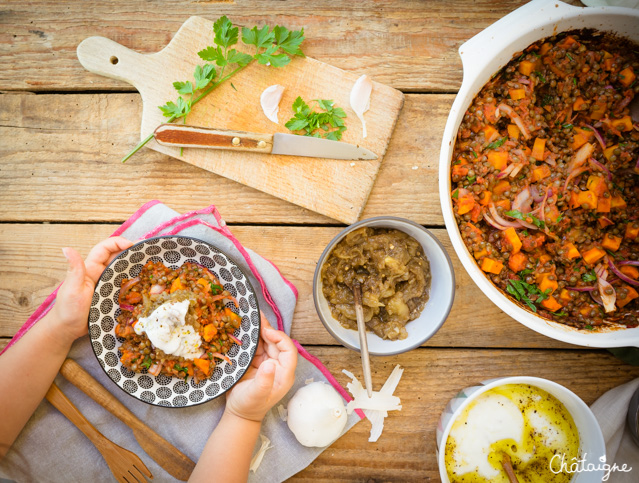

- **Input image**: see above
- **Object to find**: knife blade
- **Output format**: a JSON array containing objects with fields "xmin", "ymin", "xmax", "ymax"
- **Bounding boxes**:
[
  {"xmin": 153, "ymin": 124, "xmax": 378, "ymax": 160},
  {"xmin": 59, "ymin": 359, "xmax": 195, "ymax": 481}
]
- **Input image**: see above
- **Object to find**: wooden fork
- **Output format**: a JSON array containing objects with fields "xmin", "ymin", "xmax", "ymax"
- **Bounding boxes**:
[{"xmin": 45, "ymin": 383, "xmax": 153, "ymax": 482}]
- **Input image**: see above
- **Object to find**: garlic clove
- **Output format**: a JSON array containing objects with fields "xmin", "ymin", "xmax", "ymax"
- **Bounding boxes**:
[
  {"xmin": 349, "ymin": 75, "xmax": 373, "ymax": 139},
  {"xmin": 260, "ymin": 84, "xmax": 286, "ymax": 124}
]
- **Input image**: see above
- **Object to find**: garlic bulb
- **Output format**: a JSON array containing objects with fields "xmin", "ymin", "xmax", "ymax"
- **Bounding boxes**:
[
  {"xmin": 260, "ymin": 84, "xmax": 285, "ymax": 124},
  {"xmin": 349, "ymin": 75, "xmax": 373, "ymax": 138},
  {"xmin": 287, "ymin": 381, "xmax": 347, "ymax": 447}
]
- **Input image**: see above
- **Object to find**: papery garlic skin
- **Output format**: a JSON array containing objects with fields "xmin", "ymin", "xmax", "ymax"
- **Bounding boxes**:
[
  {"xmin": 260, "ymin": 85, "xmax": 286, "ymax": 124},
  {"xmin": 350, "ymin": 75, "xmax": 373, "ymax": 138},
  {"xmin": 287, "ymin": 381, "xmax": 347, "ymax": 447}
]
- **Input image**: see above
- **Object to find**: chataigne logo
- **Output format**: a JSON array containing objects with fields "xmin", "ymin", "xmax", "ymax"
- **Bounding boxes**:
[{"xmin": 550, "ymin": 453, "xmax": 632, "ymax": 481}]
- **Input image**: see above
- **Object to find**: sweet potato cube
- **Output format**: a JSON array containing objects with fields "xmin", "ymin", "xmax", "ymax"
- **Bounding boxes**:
[
  {"xmin": 611, "ymin": 194, "xmax": 627, "ymax": 210},
  {"xmin": 483, "ymin": 125, "xmax": 499, "ymax": 143},
  {"xmin": 538, "ymin": 253, "xmax": 552, "ymax": 265},
  {"xmin": 537, "ymin": 273, "xmax": 559, "ymax": 294},
  {"xmin": 495, "ymin": 199, "xmax": 511, "ymax": 211},
  {"xmin": 564, "ymin": 243, "xmax": 581, "ymax": 260},
  {"xmin": 625, "ymin": 223, "xmax": 639, "ymax": 240},
  {"xmin": 508, "ymin": 252, "xmax": 528, "ymax": 272},
  {"xmin": 479, "ymin": 191, "xmax": 492, "ymax": 206},
  {"xmin": 603, "ymin": 144, "xmax": 618, "ymax": 162},
  {"xmin": 493, "ymin": 180, "xmax": 511, "ymax": 196},
  {"xmin": 576, "ymin": 190, "xmax": 598, "ymax": 210},
  {"xmin": 509, "ymin": 88, "xmax": 526, "ymax": 101},
  {"xmin": 610, "ymin": 116, "xmax": 633, "ymax": 132},
  {"xmin": 480, "ymin": 257, "xmax": 504, "ymax": 275},
  {"xmin": 589, "ymin": 101, "xmax": 607, "ymax": 120},
  {"xmin": 541, "ymin": 295, "xmax": 563, "ymax": 312},
  {"xmin": 503, "ymin": 227, "xmax": 523, "ymax": 254},
  {"xmin": 602, "ymin": 233, "xmax": 622, "ymax": 251},
  {"xmin": 558, "ymin": 289, "xmax": 572, "ymax": 304},
  {"xmin": 487, "ymin": 151, "xmax": 508, "ymax": 171},
  {"xmin": 452, "ymin": 164, "xmax": 469, "ymax": 177},
  {"xmin": 598, "ymin": 216, "xmax": 614, "ymax": 228},
  {"xmin": 170, "ymin": 277, "xmax": 184, "ymax": 293},
  {"xmin": 586, "ymin": 175, "xmax": 608, "ymax": 197},
  {"xmin": 193, "ymin": 358, "xmax": 212, "ymax": 376},
  {"xmin": 616, "ymin": 285, "xmax": 639, "ymax": 308},
  {"xmin": 474, "ymin": 248, "xmax": 489, "ymax": 260},
  {"xmin": 558, "ymin": 36, "xmax": 577, "ymax": 49},
  {"xmin": 620, "ymin": 266, "xmax": 639, "ymax": 280},
  {"xmin": 507, "ymin": 124, "xmax": 520, "ymax": 140},
  {"xmin": 582, "ymin": 247, "xmax": 606, "ymax": 265},
  {"xmin": 597, "ymin": 197, "xmax": 611, "ymax": 213},
  {"xmin": 202, "ymin": 324, "xmax": 218, "ymax": 342},
  {"xmin": 518, "ymin": 60, "xmax": 536, "ymax": 76},
  {"xmin": 540, "ymin": 43, "xmax": 552, "ymax": 55},
  {"xmin": 545, "ymin": 204, "xmax": 562, "ymax": 223},
  {"xmin": 531, "ymin": 165, "xmax": 551, "ymax": 182},
  {"xmin": 619, "ymin": 67, "xmax": 636, "ymax": 87},
  {"xmin": 573, "ymin": 97, "xmax": 588, "ymax": 111},
  {"xmin": 532, "ymin": 138, "xmax": 547, "ymax": 161},
  {"xmin": 457, "ymin": 195, "xmax": 476, "ymax": 215},
  {"xmin": 570, "ymin": 128, "xmax": 594, "ymax": 150}
]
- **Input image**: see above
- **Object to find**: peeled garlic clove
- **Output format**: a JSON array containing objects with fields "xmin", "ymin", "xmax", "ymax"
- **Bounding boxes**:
[
  {"xmin": 260, "ymin": 84, "xmax": 285, "ymax": 124},
  {"xmin": 287, "ymin": 381, "xmax": 347, "ymax": 448},
  {"xmin": 350, "ymin": 75, "xmax": 373, "ymax": 138}
]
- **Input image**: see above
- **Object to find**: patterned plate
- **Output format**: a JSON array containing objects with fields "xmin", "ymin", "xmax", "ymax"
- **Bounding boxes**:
[{"xmin": 89, "ymin": 236, "xmax": 261, "ymax": 408}]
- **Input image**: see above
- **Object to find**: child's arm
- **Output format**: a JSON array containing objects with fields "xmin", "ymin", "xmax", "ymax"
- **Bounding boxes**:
[
  {"xmin": 189, "ymin": 315, "xmax": 298, "ymax": 483},
  {"xmin": 0, "ymin": 237, "xmax": 132, "ymax": 459}
]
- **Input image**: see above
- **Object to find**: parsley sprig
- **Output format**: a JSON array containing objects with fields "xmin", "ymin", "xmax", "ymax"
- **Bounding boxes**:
[
  {"xmin": 504, "ymin": 209, "xmax": 546, "ymax": 229},
  {"xmin": 485, "ymin": 137, "xmax": 506, "ymax": 150},
  {"xmin": 122, "ymin": 16, "xmax": 305, "ymax": 162},
  {"xmin": 285, "ymin": 97, "xmax": 347, "ymax": 140},
  {"xmin": 506, "ymin": 271, "xmax": 552, "ymax": 313},
  {"xmin": 582, "ymin": 270, "xmax": 597, "ymax": 283}
]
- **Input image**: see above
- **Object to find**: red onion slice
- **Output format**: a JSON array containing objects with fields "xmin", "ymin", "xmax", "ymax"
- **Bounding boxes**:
[
  {"xmin": 498, "ymin": 103, "xmax": 531, "ymax": 139},
  {"xmin": 229, "ymin": 334, "xmax": 242, "ymax": 345},
  {"xmin": 513, "ymin": 187, "xmax": 533, "ymax": 214},
  {"xmin": 568, "ymin": 142, "xmax": 595, "ymax": 172},
  {"xmin": 489, "ymin": 202, "xmax": 523, "ymax": 228},
  {"xmin": 567, "ymin": 286, "xmax": 596, "ymax": 292},
  {"xmin": 120, "ymin": 304, "xmax": 135, "ymax": 312},
  {"xmin": 588, "ymin": 158, "xmax": 612, "ymax": 181},
  {"xmin": 497, "ymin": 163, "xmax": 516, "ymax": 179},
  {"xmin": 585, "ymin": 124, "xmax": 606, "ymax": 151},
  {"xmin": 619, "ymin": 261, "xmax": 639, "ymax": 267},
  {"xmin": 120, "ymin": 277, "xmax": 140, "ymax": 294},
  {"xmin": 608, "ymin": 258, "xmax": 639, "ymax": 287},
  {"xmin": 149, "ymin": 284, "xmax": 165, "ymax": 295},
  {"xmin": 483, "ymin": 212, "xmax": 508, "ymax": 231}
]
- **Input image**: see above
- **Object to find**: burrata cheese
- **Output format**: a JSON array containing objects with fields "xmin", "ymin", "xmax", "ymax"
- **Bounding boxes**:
[{"xmin": 134, "ymin": 300, "xmax": 204, "ymax": 360}]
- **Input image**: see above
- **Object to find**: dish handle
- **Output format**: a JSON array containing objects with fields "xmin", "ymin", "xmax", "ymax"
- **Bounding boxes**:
[{"xmin": 457, "ymin": 0, "xmax": 582, "ymax": 80}]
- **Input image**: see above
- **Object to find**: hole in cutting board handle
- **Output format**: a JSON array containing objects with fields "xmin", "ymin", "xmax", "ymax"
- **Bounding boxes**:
[{"xmin": 110, "ymin": 56, "xmax": 119, "ymax": 65}]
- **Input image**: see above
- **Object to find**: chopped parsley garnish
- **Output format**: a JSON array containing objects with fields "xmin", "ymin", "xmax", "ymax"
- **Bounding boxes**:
[
  {"xmin": 506, "ymin": 278, "xmax": 551, "ymax": 313},
  {"xmin": 467, "ymin": 175, "xmax": 476, "ymax": 184},
  {"xmin": 210, "ymin": 282, "xmax": 223, "ymax": 294},
  {"xmin": 566, "ymin": 53, "xmax": 574, "ymax": 61},
  {"xmin": 485, "ymin": 137, "xmax": 506, "ymax": 150},
  {"xmin": 562, "ymin": 124, "xmax": 573, "ymax": 129},
  {"xmin": 541, "ymin": 94, "xmax": 553, "ymax": 106},
  {"xmin": 585, "ymin": 324, "xmax": 594, "ymax": 331},
  {"xmin": 452, "ymin": 189, "xmax": 459, "ymax": 199},
  {"xmin": 504, "ymin": 209, "xmax": 546, "ymax": 229},
  {"xmin": 522, "ymin": 230, "xmax": 529, "ymax": 237},
  {"xmin": 555, "ymin": 311, "xmax": 568, "ymax": 317},
  {"xmin": 141, "ymin": 356, "xmax": 152, "ymax": 370},
  {"xmin": 534, "ymin": 71, "xmax": 546, "ymax": 83},
  {"xmin": 471, "ymin": 150, "xmax": 478, "ymax": 158},
  {"xmin": 582, "ymin": 270, "xmax": 597, "ymax": 283},
  {"xmin": 605, "ymin": 249, "xmax": 624, "ymax": 260}
]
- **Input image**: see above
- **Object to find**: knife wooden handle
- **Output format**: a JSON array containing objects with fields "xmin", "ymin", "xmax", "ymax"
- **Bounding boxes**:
[
  {"xmin": 154, "ymin": 123, "xmax": 274, "ymax": 153},
  {"xmin": 60, "ymin": 358, "xmax": 195, "ymax": 481}
]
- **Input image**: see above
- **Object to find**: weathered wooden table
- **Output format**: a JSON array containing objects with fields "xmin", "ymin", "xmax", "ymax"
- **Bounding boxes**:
[{"xmin": 1, "ymin": 1, "xmax": 638, "ymax": 480}]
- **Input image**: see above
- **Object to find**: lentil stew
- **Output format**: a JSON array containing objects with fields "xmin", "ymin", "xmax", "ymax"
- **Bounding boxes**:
[{"xmin": 451, "ymin": 30, "xmax": 638, "ymax": 330}]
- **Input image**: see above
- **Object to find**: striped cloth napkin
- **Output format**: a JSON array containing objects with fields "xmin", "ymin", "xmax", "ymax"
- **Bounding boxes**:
[{"xmin": 0, "ymin": 201, "xmax": 361, "ymax": 483}]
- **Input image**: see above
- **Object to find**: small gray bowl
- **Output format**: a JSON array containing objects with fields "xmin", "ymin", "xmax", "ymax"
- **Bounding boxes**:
[{"xmin": 313, "ymin": 216, "xmax": 455, "ymax": 356}]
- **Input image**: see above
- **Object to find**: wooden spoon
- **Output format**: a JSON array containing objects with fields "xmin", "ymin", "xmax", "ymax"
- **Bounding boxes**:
[
  {"xmin": 45, "ymin": 382, "xmax": 152, "ymax": 483},
  {"xmin": 59, "ymin": 358, "xmax": 196, "ymax": 481},
  {"xmin": 501, "ymin": 453, "xmax": 520, "ymax": 483},
  {"xmin": 352, "ymin": 282, "xmax": 373, "ymax": 397}
]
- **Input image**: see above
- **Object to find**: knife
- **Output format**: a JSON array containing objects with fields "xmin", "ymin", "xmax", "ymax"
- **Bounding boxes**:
[
  {"xmin": 153, "ymin": 123, "xmax": 378, "ymax": 160},
  {"xmin": 59, "ymin": 359, "xmax": 195, "ymax": 481}
]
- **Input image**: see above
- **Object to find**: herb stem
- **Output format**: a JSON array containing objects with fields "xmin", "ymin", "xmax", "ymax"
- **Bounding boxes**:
[{"xmin": 120, "ymin": 66, "xmax": 245, "ymax": 163}]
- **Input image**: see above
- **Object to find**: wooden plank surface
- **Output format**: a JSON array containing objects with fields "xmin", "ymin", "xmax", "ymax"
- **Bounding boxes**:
[
  {"xmin": 77, "ymin": 16, "xmax": 404, "ymax": 224},
  {"xmin": 0, "ymin": 223, "xmax": 586, "ymax": 350},
  {"xmin": 0, "ymin": 93, "xmax": 448, "ymax": 225},
  {"xmin": 0, "ymin": 0, "xmax": 540, "ymax": 93},
  {"xmin": 294, "ymin": 347, "xmax": 636, "ymax": 481}
]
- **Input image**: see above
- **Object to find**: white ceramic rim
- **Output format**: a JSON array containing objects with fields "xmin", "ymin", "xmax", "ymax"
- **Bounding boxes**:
[
  {"xmin": 312, "ymin": 216, "xmax": 455, "ymax": 356},
  {"xmin": 438, "ymin": 0, "xmax": 639, "ymax": 348},
  {"xmin": 437, "ymin": 376, "xmax": 606, "ymax": 482}
]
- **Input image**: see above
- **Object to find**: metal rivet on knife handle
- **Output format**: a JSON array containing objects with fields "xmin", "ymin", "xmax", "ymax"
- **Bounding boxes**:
[
  {"xmin": 232, "ymin": 137, "xmax": 240, "ymax": 146},
  {"xmin": 257, "ymin": 140, "xmax": 266, "ymax": 149}
]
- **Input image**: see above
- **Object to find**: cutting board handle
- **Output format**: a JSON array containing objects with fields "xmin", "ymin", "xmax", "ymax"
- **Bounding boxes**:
[{"xmin": 77, "ymin": 36, "xmax": 153, "ymax": 90}]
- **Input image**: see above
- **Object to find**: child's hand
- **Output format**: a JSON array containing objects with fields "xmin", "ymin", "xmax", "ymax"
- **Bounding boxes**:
[
  {"xmin": 225, "ymin": 313, "xmax": 298, "ymax": 422},
  {"xmin": 50, "ymin": 236, "xmax": 133, "ymax": 342}
]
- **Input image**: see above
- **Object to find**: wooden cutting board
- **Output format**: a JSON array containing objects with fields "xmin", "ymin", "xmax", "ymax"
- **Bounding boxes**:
[{"xmin": 77, "ymin": 16, "xmax": 404, "ymax": 224}]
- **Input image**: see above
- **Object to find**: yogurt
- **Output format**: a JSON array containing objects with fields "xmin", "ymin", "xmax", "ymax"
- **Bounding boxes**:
[
  {"xmin": 134, "ymin": 300, "xmax": 204, "ymax": 360},
  {"xmin": 445, "ymin": 384, "xmax": 580, "ymax": 483}
]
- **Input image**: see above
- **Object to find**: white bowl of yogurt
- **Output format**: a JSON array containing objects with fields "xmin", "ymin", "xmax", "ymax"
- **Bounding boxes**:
[{"xmin": 436, "ymin": 377, "xmax": 605, "ymax": 482}]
